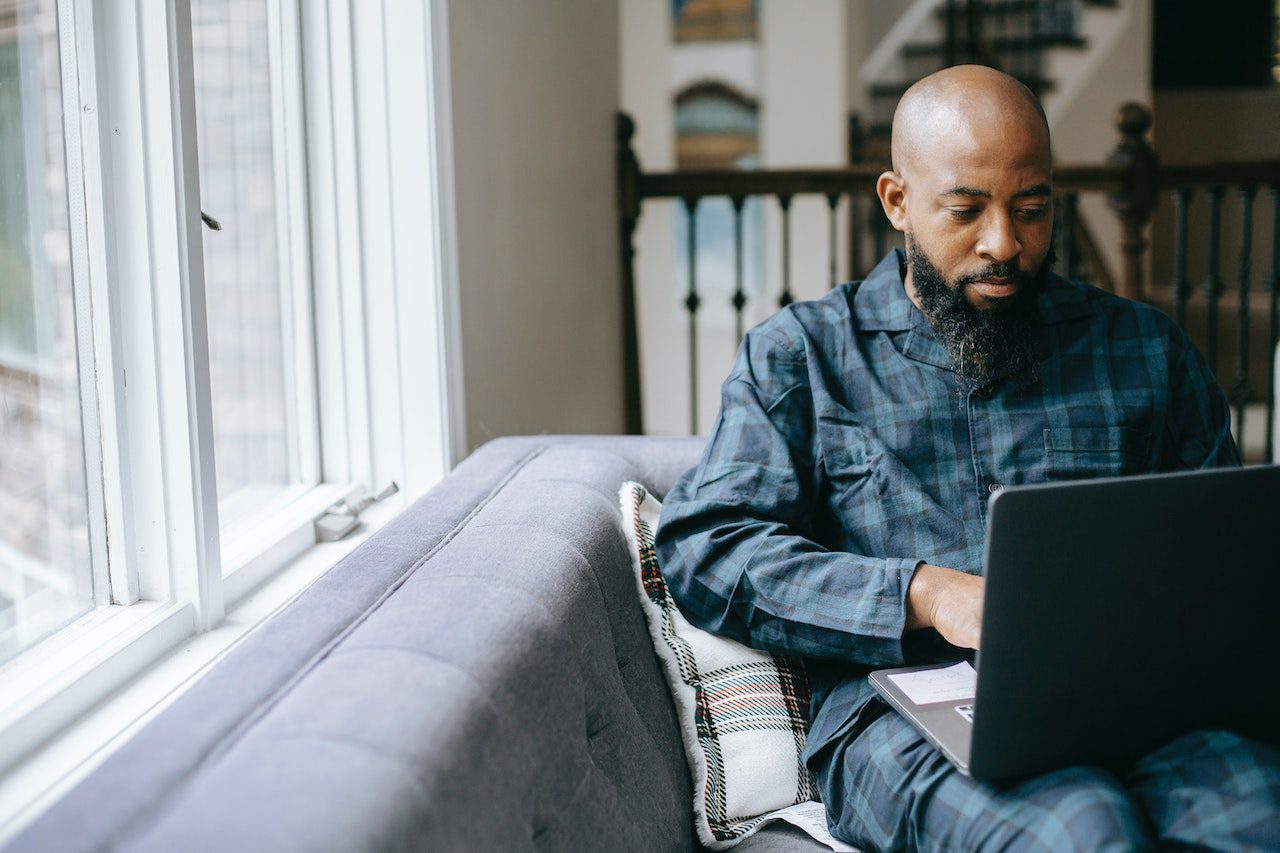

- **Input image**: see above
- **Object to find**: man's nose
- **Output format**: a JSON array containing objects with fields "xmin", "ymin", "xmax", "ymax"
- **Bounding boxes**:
[{"xmin": 975, "ymin": 212, "xmax": 1021, "ymax": 264}]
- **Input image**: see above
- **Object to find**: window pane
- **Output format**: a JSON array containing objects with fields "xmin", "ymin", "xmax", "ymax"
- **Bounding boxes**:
[
  {"xmin": 0, "ymin": 0, "xmax": 94, "ymax": 662},
  {"xmin": 191, "ymin": 0, "xmax": 313, "ymax": 545}
]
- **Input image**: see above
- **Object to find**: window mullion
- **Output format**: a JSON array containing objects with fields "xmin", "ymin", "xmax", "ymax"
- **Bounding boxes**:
[
  {"xmin": 395, "ymin": 0, "xmax": 465, "ymax": 490},
  {"xmin": 142, "ymin": 0, "xmax": 224, "ymax": 631}
]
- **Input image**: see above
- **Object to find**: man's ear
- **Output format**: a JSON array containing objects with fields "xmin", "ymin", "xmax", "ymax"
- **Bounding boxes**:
[{"xmin": 876, "ymin": 171, "xmax": 908, "ymax": 233}]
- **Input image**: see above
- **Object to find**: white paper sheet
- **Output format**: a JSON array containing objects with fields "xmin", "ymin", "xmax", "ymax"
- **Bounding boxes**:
[
  {"xmin": 761, "ymin": 801, "xmax": 859, "ymax": 852},
  {"xmin": 885, "ymin": 661, "xmax": 976, "ymax": 705}
]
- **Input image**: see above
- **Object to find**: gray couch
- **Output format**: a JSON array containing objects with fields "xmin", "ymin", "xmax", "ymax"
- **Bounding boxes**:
[{"xmin": 7, "ymin": 436, "xmax": 833, "ymax": 852}]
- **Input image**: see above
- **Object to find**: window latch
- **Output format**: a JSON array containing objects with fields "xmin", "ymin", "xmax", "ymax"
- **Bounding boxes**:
[
  {"xmin": 314, "ymin": 481, "xmax": 400, "ymax": 542},
  {"xmin": 200, "ymin": 210, "xmax": 222, "ymax": 231}
]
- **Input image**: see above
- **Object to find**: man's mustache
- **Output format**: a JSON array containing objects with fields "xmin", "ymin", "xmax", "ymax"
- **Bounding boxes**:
[
  {"xmin": 954, "ymin": 245, "xmax": 1060, "ymax": 290},
  {"xmin": 955, "ymin": 263, "xmax": 1032, "ymax": 288}
]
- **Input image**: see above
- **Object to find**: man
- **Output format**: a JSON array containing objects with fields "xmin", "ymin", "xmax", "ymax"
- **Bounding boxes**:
[{"xmin": 654, "ymin": 66, "xmax": 1280, "ymax": 851}]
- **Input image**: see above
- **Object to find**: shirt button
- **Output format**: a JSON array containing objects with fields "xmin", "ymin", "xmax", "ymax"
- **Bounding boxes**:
[{"xmin": 987, "ymin": 482, "xmax": 1003, "ymax": 494}]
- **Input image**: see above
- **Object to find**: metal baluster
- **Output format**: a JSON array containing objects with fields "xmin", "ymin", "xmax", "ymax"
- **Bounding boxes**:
[
  {"xmin": 1061, "ymin": 192, "xmax": 1078, "ymax": 279},
  {"xmin": 827, "ymin": 193, "xmax": 840, "ymax": 290},
  {"xmin": 731, "ymin": 195, "xmax": 746, "ymax": 345},
  {"xmin": 1203, "ymin": 187, "xmax": 1224, "ymax": 377},
  {"xmin": 1266, "ymin": 186, "xmax": 1280, "ymax": 463},
  {"xmin": 683, "ymin": 196, "xmax": 701, "ymax": 434},
  {"xmin": 779, "ymin": 194, "xmax": 794, "ymax": 308},
  {"xmin": 1171, "ymin": 188, "xmax": 1192, "ymax": 329},
  {"xmin": 1233, "ymin": 185, "xmax": 1256, "ymax": 438}
]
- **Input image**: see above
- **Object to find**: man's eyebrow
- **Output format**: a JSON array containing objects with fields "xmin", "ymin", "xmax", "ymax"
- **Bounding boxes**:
[
  {"xmin": 938, "ymin": 183, "xmax": 1053, "ymax": 200},
  {"xmin": 1013, "ymin": 183, "xmax": 1052, "ymax": 199},
  {"xmin": 939, "ymin": 186, "xmax": 990, "ymax": 199}
]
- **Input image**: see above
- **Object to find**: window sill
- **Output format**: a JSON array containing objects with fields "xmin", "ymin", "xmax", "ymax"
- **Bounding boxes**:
[
  {"xmin": 0, "ymin": 493, "xmax": 404, "ymax": 842},
  {"xmin": 221, "ymin": 482, "xmax": 363, "ymax": 607}
]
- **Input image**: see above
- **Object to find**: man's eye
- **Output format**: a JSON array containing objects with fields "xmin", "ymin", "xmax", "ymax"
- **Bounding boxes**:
[
  {"xmin": 947, "ymin": 208, "xmax": 979, "ymax": 220},
  {"xmin": 1018, "ymin": 207, "xmax": 1048, "ymax": 220}
]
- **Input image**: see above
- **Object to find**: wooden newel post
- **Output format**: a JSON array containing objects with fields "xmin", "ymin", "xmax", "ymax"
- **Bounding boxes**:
[
  {"xmin": 616, "ymin": 112, "xmax": 644, "ymax": 434},
  {"xmin": 1106, "ymin": 102, "xmax": 1158, "ymax": 302}
]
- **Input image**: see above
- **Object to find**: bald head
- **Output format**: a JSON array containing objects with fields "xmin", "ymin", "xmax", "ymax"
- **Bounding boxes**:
[{"xmin": 891, "ymin": 65, "xmax": 1049, "ymax": 178}]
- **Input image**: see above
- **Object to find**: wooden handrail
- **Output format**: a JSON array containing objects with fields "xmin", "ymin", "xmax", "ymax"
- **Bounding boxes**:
[
  {"xmin": 1157, "ymin": 161, "xmax": 1280, "ymax": 189},
  {"xmin": 635, "ymin": 163, "xmax": 1135, "ymax": 201},
  {"xmin": 638, "ymin": 167, "xmax": 882, "ymax": 200},
  {"xmin": 631, "ymin": 162, "xmax": 1280, "ymax": 206}
]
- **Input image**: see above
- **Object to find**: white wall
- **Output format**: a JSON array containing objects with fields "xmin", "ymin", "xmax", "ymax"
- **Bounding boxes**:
[
  {"xmin": 447, "ymin": 0, "xmax": 624, "ymax": 453},
  {"xmin": 754, "ymin": 0, "xmax": 848, "ymax": 423}
]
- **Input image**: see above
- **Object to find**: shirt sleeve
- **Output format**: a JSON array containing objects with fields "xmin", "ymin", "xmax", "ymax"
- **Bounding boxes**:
[
  {"xmin": 1161, "ymin": 327, "xmax": 1241, "ymax": 470},
  {"xmin": 653, "ymin": 326, "xmax": 921, "ymax": 667}
]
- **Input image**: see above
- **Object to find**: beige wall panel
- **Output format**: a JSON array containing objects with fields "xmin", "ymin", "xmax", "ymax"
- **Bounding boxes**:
[{"xmin": 448, "ymin": 0, "xmax": 623, "ymax": 452}]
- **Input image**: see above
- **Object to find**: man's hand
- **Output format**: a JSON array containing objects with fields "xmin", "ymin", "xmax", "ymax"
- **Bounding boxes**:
[{"xmin": 905, "ymin": 563, "xmax": 985, "ymax": 649}]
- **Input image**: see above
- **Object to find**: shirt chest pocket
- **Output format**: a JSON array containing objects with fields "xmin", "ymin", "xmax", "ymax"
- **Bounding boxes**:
[
  {"xmin": 818, "ymin": 416, "xmax": 873, "ymax": 478},
  {"xmin": 1043, "ymin": 426, "xmax": 1150, "ymax": 480}
]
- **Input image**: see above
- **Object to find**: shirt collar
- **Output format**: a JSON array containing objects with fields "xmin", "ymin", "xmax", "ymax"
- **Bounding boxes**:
[
  {"xmin": 852, "ymin": 248, "xmax": 1097, "ymax": 334},
  {"xmin": 852, "ymin": 250, "xmax": 918, "ymax": 332}
]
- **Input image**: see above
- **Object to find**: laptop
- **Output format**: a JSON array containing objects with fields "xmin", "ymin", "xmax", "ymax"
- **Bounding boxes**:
[{"xmin": 870, "ymin": 463, "xmax": 1280, "ymax": 782}]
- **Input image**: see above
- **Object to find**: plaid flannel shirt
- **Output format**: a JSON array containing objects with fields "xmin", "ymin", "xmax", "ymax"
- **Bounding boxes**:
[{"xmin": 654, "ymin": 249, "xmax": 1239, "ymax": 761}]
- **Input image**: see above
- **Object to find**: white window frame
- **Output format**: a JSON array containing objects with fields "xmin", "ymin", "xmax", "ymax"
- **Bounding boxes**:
[{"xmin": 0, "ymin": 0, "xmax": 464, "ymax": 824}]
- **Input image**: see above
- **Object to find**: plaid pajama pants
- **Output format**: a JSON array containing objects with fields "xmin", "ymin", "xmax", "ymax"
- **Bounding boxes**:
[{"xmin": 810, "ymin": 701, "xmax": 1280, "ymax": 852}]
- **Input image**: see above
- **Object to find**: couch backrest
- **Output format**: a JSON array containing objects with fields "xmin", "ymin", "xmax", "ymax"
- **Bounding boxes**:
[{"xmin": 7, "ymin": 436, "xmax": 707, "ymax": 853}]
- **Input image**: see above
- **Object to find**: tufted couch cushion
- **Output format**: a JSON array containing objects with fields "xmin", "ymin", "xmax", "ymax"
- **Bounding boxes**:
[{"xmin": 5, "ymin": 436, "xmax": 835, "ymax": 853}]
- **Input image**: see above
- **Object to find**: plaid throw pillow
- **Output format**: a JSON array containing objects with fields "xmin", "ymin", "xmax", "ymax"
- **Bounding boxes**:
[{"xmin": 619, "ymin": 481, "xmax": 819, "ymax": 849}]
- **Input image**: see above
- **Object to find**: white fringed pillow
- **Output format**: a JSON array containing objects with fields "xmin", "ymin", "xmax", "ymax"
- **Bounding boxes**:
[{"xmin": 619, "ymin": 481, "xmax": 818, "ymax": 849}]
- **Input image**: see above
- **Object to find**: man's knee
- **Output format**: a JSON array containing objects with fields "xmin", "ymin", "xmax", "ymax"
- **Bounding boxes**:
[
  {"xmin": 1128, "ymin": 729, "xmax": 1280, "ymax": 849},
  {"xmin": 984, "ymin": 767, "xmax": 1152, "ymax": 853}
]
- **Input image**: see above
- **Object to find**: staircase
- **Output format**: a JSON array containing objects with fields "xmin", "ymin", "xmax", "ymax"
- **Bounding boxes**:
[{"xmin": 854, "ymin": 0, "xmax": 1124, "ymax": 164}]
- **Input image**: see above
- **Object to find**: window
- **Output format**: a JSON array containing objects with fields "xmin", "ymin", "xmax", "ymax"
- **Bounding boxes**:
[
  {"xmin": 0, "ymin": 0, "xmax": 459, "ymax": 810},
  {"xmin": 674, "ymin": 81, "xmax": 758, "ymax": 170}
]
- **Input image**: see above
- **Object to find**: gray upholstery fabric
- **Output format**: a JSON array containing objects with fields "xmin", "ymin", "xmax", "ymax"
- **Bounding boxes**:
[{"xmin": 6, "ymin": 436, "xmax": 831, "ymax": 853}]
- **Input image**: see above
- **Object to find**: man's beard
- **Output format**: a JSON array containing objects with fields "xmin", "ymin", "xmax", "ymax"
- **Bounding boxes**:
[{"xmin": 906, "ymin": 236, "xmax": 1051, "ymax": 388}]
